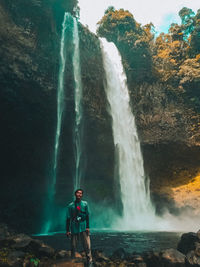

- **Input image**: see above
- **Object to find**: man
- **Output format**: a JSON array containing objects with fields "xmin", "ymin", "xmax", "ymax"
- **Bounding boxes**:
[{"xmin": 66, "ymin": 189, "xmax": 92, "ymax": 266}]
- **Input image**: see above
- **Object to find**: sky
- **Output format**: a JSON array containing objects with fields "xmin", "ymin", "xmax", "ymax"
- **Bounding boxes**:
[{"xmin": 78, "ymin": 0, "xmax": 199, "ymax": 34}]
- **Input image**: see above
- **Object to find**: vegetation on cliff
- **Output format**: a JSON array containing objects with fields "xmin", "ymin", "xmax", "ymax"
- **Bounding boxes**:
[
  {"xmin": 97, "ymin": 7, "xmax": 200, "ymax": 111},
  {"xmin": 97, "ymin": 7, "xmax": 200, "ymax": 206}
]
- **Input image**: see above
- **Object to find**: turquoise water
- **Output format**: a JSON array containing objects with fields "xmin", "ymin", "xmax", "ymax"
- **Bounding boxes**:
[{"xmin": 33, "ymin": 231, "xmax": 182, "ymax": 255}]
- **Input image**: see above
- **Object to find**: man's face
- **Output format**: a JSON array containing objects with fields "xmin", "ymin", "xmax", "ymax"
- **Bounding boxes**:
[{"xmin": 75, "ymin": 190, "xmax": 83, "ymax": 200}]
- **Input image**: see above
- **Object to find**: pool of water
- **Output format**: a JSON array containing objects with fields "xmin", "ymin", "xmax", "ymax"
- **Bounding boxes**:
[{"xmin": 34, "ymin": 231, "xmax": 183, "ymax": 255}]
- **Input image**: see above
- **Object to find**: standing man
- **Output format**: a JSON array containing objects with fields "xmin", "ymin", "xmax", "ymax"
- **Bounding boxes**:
[{"xmin": 66, "ymin": 189, "xmax": 92, "ymax": 266}]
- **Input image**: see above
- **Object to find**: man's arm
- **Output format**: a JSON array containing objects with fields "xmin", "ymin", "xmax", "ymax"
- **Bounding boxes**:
[
  {"xmin": 86, "ymin": 214, "xmax": 89, "ymax": 228},
  {"xmin": 86, "ymin": 203, "xmax": 90, "ymax": 235},
  {"xmin": 66, "ymin": 206, "xmax": 71, "ymax": 236},
  {"xmin": 66, "ymin": 218, "xmax": 70, "ymax": 232}
]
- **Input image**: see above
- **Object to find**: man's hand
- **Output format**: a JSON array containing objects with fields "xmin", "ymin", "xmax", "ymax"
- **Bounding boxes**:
[
  {"xmin": 86, "ymin": 228, "xmax": 90, "ymax": 235},
  {"xmin": 66, "ymin": 232, "xmax": 71, "ymax": 237}
]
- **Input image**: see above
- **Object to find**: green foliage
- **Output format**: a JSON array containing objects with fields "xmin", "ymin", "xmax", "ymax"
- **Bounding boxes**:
[
  {"xmin": 0, "ymin": 248, "xmax": 9, "ymax": 263},
  {"xmin": 104, "ymin": 6, "xmax": 115, "ymax": 14},
  {"xmin": 97, "ymin": 8, "xmax": 154, "ymax": 83},
  {"xmin": 97, "ymin": 6, "xmax": 200, "ymax": 111},
  {"xmin": 30, "ymin": 258, "xmax": 40, "ymax": 266},
  {"xmin": 189, "ymin": 9, "xmax": 200, "ymax": 55},
  {"xmin": 179, "ymin": 55, "xmax": 200, "ymax": 84},
  {"xmin": 179, "ymin": 7, "xmax": 195, "ymax": 24},
  {"xmin": 97, "ymin": 9, "xmax": 138, "ymax": 43},
  {"xmin": 169, "ymin": 23, "xmax": 184, "ymax": 41}
]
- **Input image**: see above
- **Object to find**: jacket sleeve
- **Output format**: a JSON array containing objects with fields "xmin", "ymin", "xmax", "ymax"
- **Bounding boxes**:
[
  {"xmin": 86, "ymin": 215, "xmax": 89, "ymax": 228},
  {"xmin": 85, "ymin": 203, "xmax": 89, "ymax": 228},
  {"xmin": 66, "ymin": 206, "xmax": 71, "ymax": 232}
]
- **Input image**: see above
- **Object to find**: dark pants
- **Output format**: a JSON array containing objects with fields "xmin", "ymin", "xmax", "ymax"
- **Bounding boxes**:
[{"xmin": 71, "ymin": 231, "xmax": 92, "ymax": 263}]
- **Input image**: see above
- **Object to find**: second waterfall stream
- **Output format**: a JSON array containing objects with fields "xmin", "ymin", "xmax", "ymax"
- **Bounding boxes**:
[
  {"xmin": 73, "ymin": 16, "xmax": 83, "ymax": 191},
  {"xmin": 100, "ymin": 38, "xmax": 156, "ymax": 229}
]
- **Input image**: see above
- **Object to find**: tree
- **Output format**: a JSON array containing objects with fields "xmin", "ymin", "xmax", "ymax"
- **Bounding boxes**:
[
  {"xmin": 97, "ymin": 8, "xmax": 138, "ymax": 43},
  {"xmin": 169, "ymin": 23, "xmax": 184, "ymax": 41},
  {"xmin": 97, "ymin": 9, "xmax": 154, "ymax": 83},
  {"xmin": 104, "ymin": 6, "xmax": 115, "ymax": 14},
  {"xmin": 189, "ymin": 9, "xmax": 200, "ymax": 55},
  {"xmin": 153, "ymin": 29, "xmax": 188, "ymax": 83},
  {"xmin": 179, "ymin": 7, "xmax": 195, "ymax": 37}
]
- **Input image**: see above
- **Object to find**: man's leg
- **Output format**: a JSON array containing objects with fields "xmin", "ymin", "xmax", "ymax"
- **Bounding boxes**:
[
  {"xmin": 81, "ymin": 231, "xmax": 92, "ymax": 264},
  {"xmin": 71, "ymin": 234, "xmax": 78, "ymax": 258}
]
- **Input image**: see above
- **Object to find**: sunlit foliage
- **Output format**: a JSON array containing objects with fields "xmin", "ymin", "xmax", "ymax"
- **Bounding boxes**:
[
  {"xmin": 97, "ymin": 8, "xmax": 154, "ymax": 83},
  {"xmin": 97, "ymin": 6, "xmax": 200, "ymax": 111}
]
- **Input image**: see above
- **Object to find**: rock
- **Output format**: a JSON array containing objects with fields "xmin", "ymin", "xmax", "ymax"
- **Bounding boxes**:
[
  {"xmin": 194, "ymin": 243, "xmax": 200, "ymax": 257},
  {"xmin": 1, "ymin": 233, "xmax": 32, "ymax": 250},
  {"xmin": 8, "ymin": 250, "xmax": 25, "ymax": 259},
  {"xmin": 0, "ymin": 225, "xmax": 18, "ymax": 248},
  {"xmin": 38, "ymin": 243, "xmax": 55, "ymax": 258},
  {"xmin": 197, "ymin": 230, "xmax": 200, "ymax": 241},
  {"xmin": 75, "ymin": 252, "xmax": 82, "ymax": 258},
  {"xmin": 135, "ymin": 263, "xmax": 146, "ymax": 267},
  {"xmin": 56, "ymin": 250, "xmax": 70, "ymax": 259},
  {"xmin": 0, "ymin": 224, "xmax": 13, "ymax": 240},
  {"xmin": 52, "ymin": 259, "xmax": 85, "ymax": 267},
  {"xmin": 92, "ymin": 250, "xmax": 109, "ymax": 263},
  {"xmin": 11, "ymin": 234, "xmax": 32, "ymax": 250},
  {"xmin": 26, "ymin": 239, "xmax": 56, "ymax": 258},
  {"xmin": 27, "ymin": 239, "xmax": 43, "ymax": 252},
  {"xmin": 143, "ymin": 251, "xmax": 160, "ymax": 267},
  {"xmin": 178, "ymin": 233, "xmax": 199, "ymax": 255},
  {"xmin": 111, "ymin": 248, "xmax": 127, "ymax": 260},
  {"xmin": 186, "ymin": 250, "xmax": 200, "ymax": 266},
  {"xmin": 160, "ymin": 248, "xmax": 185, "ymax": 266},
  {"xmin": 0, "ymin": 257, "xmax": 23, "ymax": 267},
  {"xmin": 132, "ymin": 254, "xmax": 145, "ymax": 263},
  {"xmin": 128, "ymin": 254, "xmax": 146, "ymax": 266}
]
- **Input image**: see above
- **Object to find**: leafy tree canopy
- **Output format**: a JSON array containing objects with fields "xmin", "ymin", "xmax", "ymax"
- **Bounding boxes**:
[{"xmin": 97, "ymin": 6, "xmax": 200, "ymax": 110}]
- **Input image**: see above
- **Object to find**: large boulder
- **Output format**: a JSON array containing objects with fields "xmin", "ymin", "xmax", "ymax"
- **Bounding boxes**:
[
  {"xmin": 160, "ymin": 248, "xmax": 185, "ymax": 266},
  {"xmin": 0, "ymin": 224, "xmax": 15, "ymax": 240},
  {"xmin": 186, "ymin": 250, "xmax": 200, "ymax": 266},
  {"xmin": 177, "ymin": 233, "xmax": 200, "ymax": 255},
  {"xmin": 111, "ymin": 248, "xmax": 128, "ymax": 260},
  {"xmin": 144, "ymin": 249, "xmax": 185, "ymax": 267},
  {"xmin": 143, "ymin": 251, "xmax": 160, "ymax": 267},
  {"xmin": 11, "ymin": 234, "xmax": 32, "ymax": 250},
  {"xmin": 92, "ymin": 249, "xmax": 109, "ymax": 263}
]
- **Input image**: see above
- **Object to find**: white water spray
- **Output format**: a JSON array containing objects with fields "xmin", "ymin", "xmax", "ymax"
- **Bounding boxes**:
[
  {"xmin": 100, "ymin": 38, "xmax": 200, "ymax": 232},
  {"xmin": 72, "ymin": 18, "xmax": 83, "ymax": 191},
  {"xmin": 100, "ymin": 38, "xmax": 156, "ymax": 230}
]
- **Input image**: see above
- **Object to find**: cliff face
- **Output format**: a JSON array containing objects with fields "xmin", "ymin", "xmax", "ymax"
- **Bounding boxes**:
[
  {"xmin": 1, "ymin": 0, "xmax": 200, "ymax": 232},
  {"xmin": 129, "ymin": 81, "xmax": 200, "ymax": 211},
  {"xmin": 54, "ymin": 23, "xmax": 116, "ymax": 209},
  {"xmin": 0, "ymin": 0, "xmax": 59, "ymax": 233},
  {"xmin": 0, "ymin": 0, "xmax": 115, "ymax": 233}
]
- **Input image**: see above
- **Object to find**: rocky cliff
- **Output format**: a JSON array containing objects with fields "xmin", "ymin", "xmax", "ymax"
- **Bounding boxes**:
[
  {"xmin": 0, "ymin": 0, "xmax": 115, "ymax": 233},
  {"xmin": 0, "ymin": 0, "xmax": 200, "ymax": 233},
  {"xmin": 130, "ymin": 81, "xmax": 200, "ymax": 213}
]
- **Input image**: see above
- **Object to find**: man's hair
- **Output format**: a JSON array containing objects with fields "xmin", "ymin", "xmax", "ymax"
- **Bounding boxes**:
[{"xmin": 74, "ymin": 188, "xmax": 84, "ymax": 195}]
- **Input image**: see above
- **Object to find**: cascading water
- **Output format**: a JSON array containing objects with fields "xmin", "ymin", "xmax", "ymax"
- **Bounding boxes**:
[
  {"xmin": 72, "ymin": 17, "xmax": 83, "ymax": 191},
  {"xmin": 41, "ymin": 14, "xmax": 84, "ymax": 234},
  {"xmin": 42, "ymin": 13, "xmax": 71, "ymax": 234},
  {"xmin": 100, "ymin": 38, "xmax": 156, "ymax": 230}
]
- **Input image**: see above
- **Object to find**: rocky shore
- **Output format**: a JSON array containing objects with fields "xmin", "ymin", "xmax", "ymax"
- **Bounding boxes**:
[{"xmin": 1, "ymin": 224, "xmax": 200, "ymax": 267}]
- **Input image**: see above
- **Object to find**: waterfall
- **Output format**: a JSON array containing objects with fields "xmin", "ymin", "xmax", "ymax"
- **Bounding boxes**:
[
  {"xmin": 72, "ymin": 18, "xmax": 83, "ymax": 191},
  {"xmin": 41, "ymin": 14, "xmax": 84, "ymax": 233},
  {"xmin": 42, "ymin": 13, "xmax": 71, "ymax": 234},
  {"xmin": 100, "ymin": 38, "xmax": 156, "ymax": 230}
]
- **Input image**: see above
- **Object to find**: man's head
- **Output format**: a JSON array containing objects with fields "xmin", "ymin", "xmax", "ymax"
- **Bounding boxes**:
[{"xmin": 75, "ymin": 189, "xmax": 83, "ymax": 201}]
